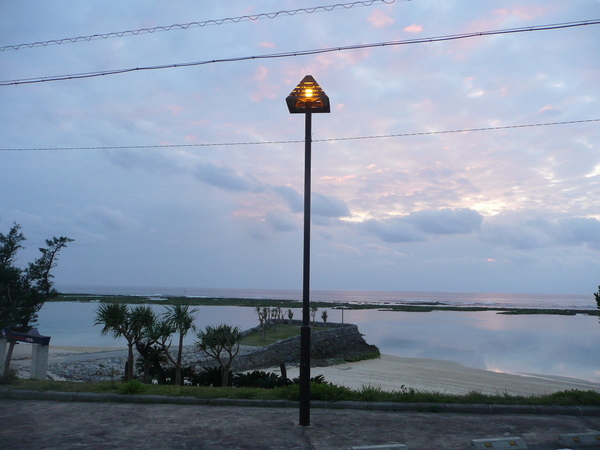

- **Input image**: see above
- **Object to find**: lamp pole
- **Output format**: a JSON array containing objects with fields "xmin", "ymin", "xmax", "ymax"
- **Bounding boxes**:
[
  {"xmin": 286, "ymin": 75, "xmax": 330, "ymax": 427},
  {"xmin": 299, "ymin": 107, "xmax": 312, "ymax": 427}
]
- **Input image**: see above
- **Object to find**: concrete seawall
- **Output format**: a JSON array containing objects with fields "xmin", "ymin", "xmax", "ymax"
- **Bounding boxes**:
[{"xmin": 233, "ymin": 322, "xmax": 380, "ymax": 371}]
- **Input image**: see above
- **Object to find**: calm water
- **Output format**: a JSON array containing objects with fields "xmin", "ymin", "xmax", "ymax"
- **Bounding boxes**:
[{"xmin": 38, "ymin": 292, "xmax": 600, "ymax": 383}]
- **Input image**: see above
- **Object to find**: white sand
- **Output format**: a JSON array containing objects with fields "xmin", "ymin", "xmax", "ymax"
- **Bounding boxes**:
[
  {"xmin": 272, "ymin": 355, "xmax": 600, "ymax": 396},
  {"xmin": 8, "ymin": 345, "xmax": 600, "ymax": 396}
]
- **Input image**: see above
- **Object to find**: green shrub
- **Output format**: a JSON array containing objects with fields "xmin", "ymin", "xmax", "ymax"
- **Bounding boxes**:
[
  {"xmin": 548, "ymin": 389, "xmax": 600, "ymax": 406},
  {"xmin": 120, "ymin": 379, "xmax": 146, "ymax": 394}
]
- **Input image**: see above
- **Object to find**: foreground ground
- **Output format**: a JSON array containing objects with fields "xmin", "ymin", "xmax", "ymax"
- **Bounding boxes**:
[{"xmin": 1, "ymin": 398, "xmax": 599, "ymax": 449}]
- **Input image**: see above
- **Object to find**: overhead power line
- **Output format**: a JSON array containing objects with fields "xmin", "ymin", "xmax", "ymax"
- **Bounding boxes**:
[
  {"xmin": 2, "ymin": 19, "xmax": 598, "ymax": 86},
  {"xmin": 0, "ymin": 0, "xmax": 401, "ymax": 52},
  {"xmin": 1, "ymin": 118, "xmax": 597, "ymax": 152}
]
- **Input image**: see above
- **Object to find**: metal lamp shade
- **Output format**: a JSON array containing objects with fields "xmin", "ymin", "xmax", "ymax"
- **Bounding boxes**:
[{"xmin": 286, "ymin": 75, "xmax": 330, "ymax": 114}]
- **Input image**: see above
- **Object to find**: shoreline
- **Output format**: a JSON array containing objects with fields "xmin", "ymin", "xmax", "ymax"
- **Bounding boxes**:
[{"xmin": 9, "ymin": 345, "xmax": 600, "ymax": 396}]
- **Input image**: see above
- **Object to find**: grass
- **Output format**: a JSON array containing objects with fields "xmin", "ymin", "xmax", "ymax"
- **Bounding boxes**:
[
  {"xmin": 3, "ymin": 378, "xmax": 599, "ymax": 406},
  {"xmin": 241, "ymin": 324, "xmax": 330, "ymax": 347}
]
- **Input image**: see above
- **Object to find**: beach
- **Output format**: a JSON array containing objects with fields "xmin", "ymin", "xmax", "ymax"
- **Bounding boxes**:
[{"xmin": 9, "ymin": 344, "xmax": 600, "ymax": 396}]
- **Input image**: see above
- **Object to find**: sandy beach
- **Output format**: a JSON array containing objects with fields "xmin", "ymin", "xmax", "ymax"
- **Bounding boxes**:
[{"xmin": 8, "ymin": 344, "xmax": 600, "ymax": 396}]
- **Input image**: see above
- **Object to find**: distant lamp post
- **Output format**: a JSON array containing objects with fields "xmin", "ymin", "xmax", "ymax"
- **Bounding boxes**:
[{"xmin": 286, "ymin": 75, "xmax": 330, "ymax": 427}]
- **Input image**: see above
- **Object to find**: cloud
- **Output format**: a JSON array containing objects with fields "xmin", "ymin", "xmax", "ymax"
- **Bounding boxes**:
[
  {"xmin": 193, "ymin": 163, "xmax": 262, "ymax": 192},
  {"xmin": 482, "ymin": 216, "xmax": 600, "ymax": 251},
  {"xmin": 85, "ymin": 206, "xmax": 138, "ymax": 231},
  {"xmin": 403, "ymin": 24, "xmax": 423, "ymax": 33},
  {"xmin": 367, "ymin": 9, "xmax": 394, "ymax": 28},
  {"xmin": 265, "ymin": 211, "xmax": 297, "ymax": 232},
  {"xmin": 312, "ymin": 193, "xmax": 351, "ymax": 218},
  {"xmin": 360, "ymin": 208, "xmax": 482, "ymax": 244},
  {"xmin": 361, "ymin": 217, "xmax": 426, "ymax": 243},
  {"xmin": 272, "ymin": 187, "xmax": 350, "ymax": 218},
  {"xmin": 272, "ymin": 185, "xmax": 303, "ymax": 213},
  {"xmin": 406, "ymin": 208, "xmax": 483, "ymax": 235}
]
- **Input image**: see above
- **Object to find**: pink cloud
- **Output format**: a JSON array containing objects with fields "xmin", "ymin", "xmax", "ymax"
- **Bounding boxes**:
[
  {"xmin": 367, "ymin": 9, "xmax": 394, "ymax": 28},
  {"xmin": 254, "ymin": 66, "xmax": 268, "ymax": 82},
  {"xmin": 403, "ymin": 24, "xmax": 422, "ymax": 33},
  {"xmin": 168, "ymin": 105, "xmax": 183, "ymax": 116},
  {"xmin": 261, "ymin": 41, "xmax": 275, "ymax": 48}
]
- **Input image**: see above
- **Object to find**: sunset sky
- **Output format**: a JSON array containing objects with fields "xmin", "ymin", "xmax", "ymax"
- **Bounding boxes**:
[{"xmin": 1, "ymin": 0, "xmax": 599, "ymax": 295}]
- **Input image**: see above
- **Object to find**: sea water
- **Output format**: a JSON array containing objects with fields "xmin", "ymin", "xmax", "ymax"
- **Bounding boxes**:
[{"xmin": 40, "ymin": 286, "xmax": 600, "ymax": 382}]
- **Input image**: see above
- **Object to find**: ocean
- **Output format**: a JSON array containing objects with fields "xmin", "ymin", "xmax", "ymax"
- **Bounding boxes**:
[
  {"xmin": 57, "ymin": 285, "xmax": 595, "ymax": 310},
  {"xmin": 39, "ymin": 286, "xmax": 600, "ymax": 383}
]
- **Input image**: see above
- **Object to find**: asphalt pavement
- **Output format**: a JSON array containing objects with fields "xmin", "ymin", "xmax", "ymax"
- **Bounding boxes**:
[{"xmin": 1, "ymin": 391, "xmax": 600, "ymax": 449}]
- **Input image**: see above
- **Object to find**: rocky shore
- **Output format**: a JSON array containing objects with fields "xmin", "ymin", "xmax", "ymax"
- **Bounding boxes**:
[{"xmin": 11, "ymin": 323, "xmax": 380, "ymax": 382}]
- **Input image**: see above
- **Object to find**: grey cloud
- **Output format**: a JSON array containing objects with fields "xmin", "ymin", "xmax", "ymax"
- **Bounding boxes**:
[
  {"xmin": 86, "ymin": 206, "xmax": 138, "ymax": 231},
  {"xmin": 194, "ymin": 163, "xmax": 261, "ymax": 192},
  {"xmin": 362, "ymin": 218, "xmax": 426, "ymax": 243},
  {"xmin": 265, "ymin": 211, "xmax": 298, "ymax": 232},
  {"xmin": 272, "ymin": 186, "xmax": 303, "ymax": 213},
  {"xmin": 272, "ymin": 186, "xmax": 350, "ymax": 218},
  {"xmin": 553, "ymin": 218, "xmax": 600, "ymax": 250},
  {"xmin": 312, "ymin": 193, "xmax": 351, "ymax": 218},
  {"xmin": 106, "ymin": 150, "xmax": 182, "ymax": 175},
  {"xmin": 482, "ymin": 216, "xmax": 600, "ymax": 251},
  {"xmin": 361, "ymin": 208, "xmax": 482, "ymax": 244},
  {"xmin": 406, "ymin": 208, "xmax": 483, "ymax": 234}
]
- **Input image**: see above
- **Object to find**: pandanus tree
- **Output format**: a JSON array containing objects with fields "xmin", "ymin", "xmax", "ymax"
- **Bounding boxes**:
[
  {"xmin": 162, "ymin": 304, "xmax": 197, "ymax": 386},
  {"xmin": 196, "ymin": 324, "xmax": 242, "ymax": 387},
  {"xmin": 95, "ymin": 304, "xmax": 155, "ymax": 381}
]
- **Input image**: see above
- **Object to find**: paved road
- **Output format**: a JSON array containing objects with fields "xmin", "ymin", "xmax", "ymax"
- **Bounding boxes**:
[{"xmin": 2, "ymin": 398, "xmax": 600, "ymax": 449}]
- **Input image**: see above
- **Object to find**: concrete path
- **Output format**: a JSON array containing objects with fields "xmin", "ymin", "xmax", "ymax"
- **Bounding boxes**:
[{"xmin": 1, "ymin": 397, "xmax": 600, "ymax": 449}]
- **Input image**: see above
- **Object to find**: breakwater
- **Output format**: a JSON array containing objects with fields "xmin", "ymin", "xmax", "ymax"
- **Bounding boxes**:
[{"xmin": 233, "ymin": 322, "xmax": 380, "ymax": 371}]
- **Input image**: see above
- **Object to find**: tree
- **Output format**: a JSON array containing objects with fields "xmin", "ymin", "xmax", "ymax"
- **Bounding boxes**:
[
  {"xmin": 95, "ymin": 303, "xmax": 155, "ymax": 381},
  {"xmin": 595, "ymin": 286, "xmax": 600, "ymax": 309},
  {"xmin": 287, "ymin": 308, "xmax": 294, "ymax": 324},
  {"xmin": 162, "ymin": 304, "xmax": 197, "ymax": 386},
  {"xmin": 195, "ymin": 324, "xmax": 242, "ymax": 387},
  {"xmin": 0, "ymin": 223, "xmax": 73, "ymax": 330},
  {"xmin": 1, "ymin": 223, "xmax": 73, "ymax": 377},
  {"xmin": 310, "ymin": 305, "xmax": 318, "ymax": 324},
  {"xmin": 134, "ymin": 316, "xmax": 173, "ymax": 383},
  {"xmin": 321, "ymin": 310, "xmax": 328, "ymax": 324}
]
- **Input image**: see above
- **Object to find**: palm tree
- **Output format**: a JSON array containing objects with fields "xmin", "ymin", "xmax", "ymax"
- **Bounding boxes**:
[
  {"xmin": 163, "ymin": 304, "xmax": 198, "ymax": 386},
  {"xmin": 94, "ymin": 303, "xmax": 155, "ymax": 381}
]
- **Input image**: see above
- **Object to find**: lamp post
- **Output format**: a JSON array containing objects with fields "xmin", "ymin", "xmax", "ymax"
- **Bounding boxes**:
[{"xmin": 286, "ymin": 75, "xmax": 330, "ymax": 427}]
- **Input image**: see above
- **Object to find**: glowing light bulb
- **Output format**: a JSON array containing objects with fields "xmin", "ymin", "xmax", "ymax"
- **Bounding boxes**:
[{"xmin": 304, "ymin": 88, "xmax": 314, "ymax": 98}]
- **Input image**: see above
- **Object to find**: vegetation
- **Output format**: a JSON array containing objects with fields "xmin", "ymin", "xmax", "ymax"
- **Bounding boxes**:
[
  {"xmin": 195, "ymin": 324, "xmax": 243, "ymax": 387},
  {"xmin": 163, "ymin": 304, "xmax": 198, "ymax": 386},
  {"xmin": 3, "ymin": 378, "xmax": 599, "ymax": 407},
  {"xmin": 240, "ymin": 324, "xmax": 304, "ymax": 346},
  {"xmin": 95, "ymin": 303, "xmax": 156, "ymax": 381},
  {"xmin": 0, "ymin": 223, "xmax": 73, "ymax": 378}
]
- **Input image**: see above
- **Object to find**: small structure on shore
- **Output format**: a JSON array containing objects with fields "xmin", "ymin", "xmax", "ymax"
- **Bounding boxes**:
[{"xmin": 1, "ymin": 327, "xmax": 51, "ymax": 379}]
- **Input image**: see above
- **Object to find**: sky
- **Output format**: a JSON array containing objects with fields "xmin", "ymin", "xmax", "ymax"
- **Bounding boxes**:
[{"xmin": 1, "ymin": 0, "xmax": 599, "ymax": 296}]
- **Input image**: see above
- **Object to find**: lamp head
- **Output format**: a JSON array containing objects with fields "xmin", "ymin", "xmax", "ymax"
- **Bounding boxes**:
[{"xmin": 286, "ymin": 75, "xmax": 330, "ymax": 114}]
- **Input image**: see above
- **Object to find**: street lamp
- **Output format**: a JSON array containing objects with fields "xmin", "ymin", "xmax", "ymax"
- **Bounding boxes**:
[{"xmin": 286, "ymin": 75, "xmax": 330, "ymax": 427}]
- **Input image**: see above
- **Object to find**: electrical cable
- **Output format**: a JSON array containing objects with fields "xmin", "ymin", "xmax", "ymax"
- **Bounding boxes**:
[
  {"xmin": 2, "ymin": 20, "xmax": 598, "ymax": 86},
  {"xmin": 1, "ymin": 118, "xmax": 597, "ymax": 152},
  {"xmin": 0, "ymin": 0, "xmax": 401, "ymax": 52}
]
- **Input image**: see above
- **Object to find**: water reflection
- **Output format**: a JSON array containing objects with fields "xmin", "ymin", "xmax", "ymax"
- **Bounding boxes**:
[{"xmin": 36, "ymin": 303, "xmax": 600, "ymax": 381}]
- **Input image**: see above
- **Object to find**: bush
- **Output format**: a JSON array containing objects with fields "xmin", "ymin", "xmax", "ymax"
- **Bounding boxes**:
[
  {"xmin": 190, "ymin": 366, "xmax": 233, "ymax": 387},
  {"xmin": 278, "ymin": 381, "xmax": 353, "ymax": 401},
  {"xmin": 120, "ymin": 379, "xmax": 146, "ymax": 394},
  {"xmin": 232, "ymin": 370, "xmax": 290, "ymax": 389}
]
